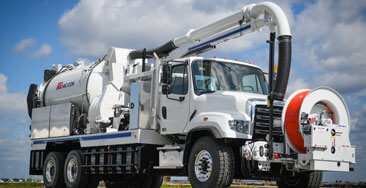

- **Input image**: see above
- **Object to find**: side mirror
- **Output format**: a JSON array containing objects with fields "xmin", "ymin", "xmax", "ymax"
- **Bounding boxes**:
[
  {"xmin": 162, "ymin": 64, "xmax": 172, "ymax": 84},
  {"xmin": 162, "ymin": 85, "xmax": 172, "ymax": 95}
]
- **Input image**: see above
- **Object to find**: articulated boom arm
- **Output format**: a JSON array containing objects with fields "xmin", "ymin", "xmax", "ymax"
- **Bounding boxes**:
[
  {"xmin": 170, "ymin": 2, "xmax": 291, "ymax": 58},
  {"xmin": 130, "ymin": 2, "xmax": 292, "ymax": 100}
]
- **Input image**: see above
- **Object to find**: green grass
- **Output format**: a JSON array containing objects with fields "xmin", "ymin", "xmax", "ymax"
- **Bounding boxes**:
[
  {"xmin": 0, "ymin": 182, "xmax": 43, "ymax": 188},
  {"xmin": 161, "ymin": 184, "xmax": 192, "ymax": 188}
]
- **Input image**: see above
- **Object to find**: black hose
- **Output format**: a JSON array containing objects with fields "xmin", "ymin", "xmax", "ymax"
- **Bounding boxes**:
[
  {"xmin": 129, "ymin": 40, "xmax": 177, "ymax": 59},
  {"xmin": 273, "ymin": 35, "xmax": 292, "ymax": 101},
  {"xmin": 142, "ymin": 48, "xmax": 146, "ymax": 72},
  {"xmin": 27, "ymin": 84, "xmax": 38, "ymax": 118}
]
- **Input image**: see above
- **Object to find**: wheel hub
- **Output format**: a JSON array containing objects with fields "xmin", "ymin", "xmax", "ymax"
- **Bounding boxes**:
[
  {"xmin": 67, "ymin": 158, "xmax": 78, "ymax": 183},
  {"xmin": 194, "ymin": 150, "xmax": 213, "ymax": 182},
  {"xmin": 45, "ymin": 160, "xmax": 55, "ymax": 183}
]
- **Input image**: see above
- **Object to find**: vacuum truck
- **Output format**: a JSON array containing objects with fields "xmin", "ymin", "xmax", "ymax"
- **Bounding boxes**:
[{"xmin": 27, "ymin": 2, "xmax": 355, "ymax": 188}]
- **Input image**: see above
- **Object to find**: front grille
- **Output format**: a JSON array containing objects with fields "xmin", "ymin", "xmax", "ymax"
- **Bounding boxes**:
[{"xmin": 253, "ymin": 105, "xmax": 283, "ymax": 140}]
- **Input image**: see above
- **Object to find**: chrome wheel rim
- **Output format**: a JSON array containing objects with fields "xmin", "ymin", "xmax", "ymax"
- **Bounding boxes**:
[
  {"xmin": 67, "ymin": 158, "xmax": 78, "ymax": 183},
  {"xmin": 194, "ymin": 150, "xmax": 213, "ymax": 182},
  {"xmin": 45, "ymin": 159, "xmax": 55, "ymax": 183}
]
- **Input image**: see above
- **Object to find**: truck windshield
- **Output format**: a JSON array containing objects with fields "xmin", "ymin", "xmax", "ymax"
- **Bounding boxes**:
[{"xmin": 192, "ymin": 60, "xmax": 268, "ymax": 95}]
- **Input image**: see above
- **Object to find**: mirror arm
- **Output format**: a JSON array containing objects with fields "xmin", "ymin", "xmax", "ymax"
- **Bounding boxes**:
[
  {"xmin": 163, "ymin": 85, "xmax": 185, "ymax": 102},
  {"xmin": 165, "ymin": 92, "xmax": 185, "ymax": 102}
]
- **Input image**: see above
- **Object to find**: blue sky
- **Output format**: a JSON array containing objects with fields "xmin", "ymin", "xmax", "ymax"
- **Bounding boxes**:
[{"xmin": 0, "ymin": 0, "xmax": 365, "ymax": 182}]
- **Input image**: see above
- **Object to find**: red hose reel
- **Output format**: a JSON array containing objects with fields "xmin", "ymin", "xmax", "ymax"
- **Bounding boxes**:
[{"xmin": 282, "ymin": 87, "xmax": 350, "ymax": 154}]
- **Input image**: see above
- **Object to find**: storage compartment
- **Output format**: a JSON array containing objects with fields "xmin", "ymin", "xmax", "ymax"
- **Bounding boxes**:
[
  {"xmin": 130, "ymin": 81, "xmax": 152, "ymax": 129},
  {"xmin": 31, "ymin": 106, "xmax": 51, "ymax": 139},
  {"xmin": 31, "ymin": 103, "xmax": 74, "ymax": 139},
  {"xmin": 50, "ymin": 103, "xmax": 73, "ymax": 137}
]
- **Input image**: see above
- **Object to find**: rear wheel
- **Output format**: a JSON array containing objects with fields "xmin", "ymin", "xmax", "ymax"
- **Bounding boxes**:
[
  {"xmin": 43, "ymin": 152, "xmax": 65, "ymax": 188},
  {"xmin": 277, "ymin": 170, "xmax": 323, "ymax": 188},
  {"xmin": 64, "ymin": 150, "xmax": 90, "ymax": 188},
  {"xmin": 188, "ymin": 136, "xmax": 235, "ymax": 188}
]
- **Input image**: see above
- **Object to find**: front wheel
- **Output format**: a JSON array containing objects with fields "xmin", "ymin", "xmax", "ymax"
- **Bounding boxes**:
[
  {"xmin": 277, "ymin": 170, "xmax": 323, "ymax": 188},
  {"xmin": 188, "ymin": 136, "xmax": 235, "ymax": 188}
]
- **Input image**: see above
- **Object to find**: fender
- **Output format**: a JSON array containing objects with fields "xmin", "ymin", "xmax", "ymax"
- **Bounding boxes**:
[
  {"xmin": 184, "ymin": 111, "xmax": 252, "ymax": 139},
  {"xmin": 188, "ymin": 126, "xmax": 222, "ymax": 138}
]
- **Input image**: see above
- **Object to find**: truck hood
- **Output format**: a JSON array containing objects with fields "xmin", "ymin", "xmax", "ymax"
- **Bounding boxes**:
[{"xmin": 194, "ymin": 91, "xmax": 267, "ymax": 120}]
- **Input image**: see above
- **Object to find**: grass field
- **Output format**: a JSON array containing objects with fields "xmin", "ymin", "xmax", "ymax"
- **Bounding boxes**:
[{"xmin": 0, "ymin": 182, "xmax": 42, "ymax": 188}]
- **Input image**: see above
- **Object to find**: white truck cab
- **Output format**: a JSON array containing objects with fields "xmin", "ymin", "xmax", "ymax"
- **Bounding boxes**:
[{"xmin": 160, "ymin": 57, "xmax": 269, "ymax": 139}]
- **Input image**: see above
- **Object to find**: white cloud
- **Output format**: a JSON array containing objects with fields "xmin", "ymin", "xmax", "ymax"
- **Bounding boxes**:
[
  {"xmin": 58, "ymin": 0, "xmax": 296, "ymax": 57},
  {"xmin": 13, "ymin": 38, "xmax": 35, "ymax": 53},
  {"xmin": 0, "ymin": 74, "xmax": 30, "ymax": 171},
  {"xmin": 355, "ymin": 88, "xmax": 366, "ymax": 98},
  {"xmin": 33, "ymin": 44, "xmax": 52, "ymax": 59},
  {"xmin": 13, "ymin": 38, "xmax": 52, "ymax": 59},
  {"xmin": 286, "ymin": 78, "xmax": 310, "ymax": 95},
  {"xmin": 0, "ymin": 135, "xmax": 29, "ymax": 162},
  {"xmin": 292, "ymin": 0, "xmax": 366, "ymax": 95},
  {"xmin": 58, "ymin": 0, "xmax": 226, "ymax": 57},
  {"xmin": 0, "ymin": 74, "xmax": 7, "ymax": 94},
  {"xmin": 0, "ymin": 73, "xmax": 26, "ymax": 112}
]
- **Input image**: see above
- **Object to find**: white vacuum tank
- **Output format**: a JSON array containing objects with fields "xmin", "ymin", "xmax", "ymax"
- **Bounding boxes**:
[{"xmin": 41, "ymin": 61, "xmax": 108, "ymax": 112}]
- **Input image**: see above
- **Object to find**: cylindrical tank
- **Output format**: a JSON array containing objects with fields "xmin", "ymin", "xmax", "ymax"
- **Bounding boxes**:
[{"xmin": 41, "ymin": 61, "xmax": 108, "ymax": 112}]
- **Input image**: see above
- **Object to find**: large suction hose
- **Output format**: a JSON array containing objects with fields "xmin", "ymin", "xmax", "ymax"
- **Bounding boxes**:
[
  {"xmin": 274, "ymin": 35, "xmax": 291, "ymax": 100},
  {"xmin": 129, "ymin": 40, "xmax": 177, "ymax": 59},
  {"xmin": 129, "ymin": 2, "xmax": 292, "ymax": 100}
]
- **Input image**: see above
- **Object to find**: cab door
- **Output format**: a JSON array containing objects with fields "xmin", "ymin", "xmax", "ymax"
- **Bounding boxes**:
[{"xmin": 160, "ymin": 63, "xmax": 190, "ymax": 135}]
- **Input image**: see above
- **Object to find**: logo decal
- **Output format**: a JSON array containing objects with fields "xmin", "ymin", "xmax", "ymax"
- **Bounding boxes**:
[
  {"xmin": 56, "ymin": 81, "xmax": 74, "ymax": 90},
  {"xmin": 56, "ymin": 82, "xmax": 63, "ymax": 90}
]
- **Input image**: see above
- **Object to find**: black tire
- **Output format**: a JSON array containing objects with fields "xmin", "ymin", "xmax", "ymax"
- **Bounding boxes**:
[
  {"xmin": 188, "ymin": 136, "xmax": 235, "ymax": 188},
  {"xmin": 150, "ymin": 175, "xmax": 163, "ymax": 188},
  {"xmin": 64, "ymin": 150, "xmax": 89, "ymax": 188},
  {"xmin": 43, "ymin": 152, "xmax": 65, "ymax": 188},
  {"xmin": 105, "ymin": 175, "xmax": 162, "ymax": 188},
  {"xmin": 277, "ymin": 170, "xmax": 323, "ymax": 188}
]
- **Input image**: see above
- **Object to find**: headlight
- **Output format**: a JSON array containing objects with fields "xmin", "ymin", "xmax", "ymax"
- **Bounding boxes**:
[{"xmin": 228, "ymin": 120, "xmax": 249, "ymax": 133}]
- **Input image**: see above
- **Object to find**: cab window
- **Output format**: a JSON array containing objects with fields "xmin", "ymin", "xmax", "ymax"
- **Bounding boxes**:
[{"xmin": 170, "ymin": 64, "xmax": 188, "ymax": 95}]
